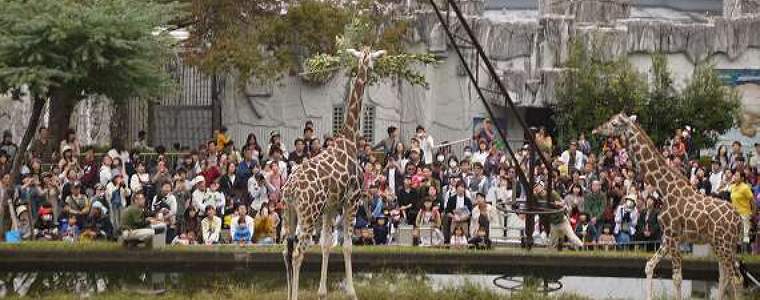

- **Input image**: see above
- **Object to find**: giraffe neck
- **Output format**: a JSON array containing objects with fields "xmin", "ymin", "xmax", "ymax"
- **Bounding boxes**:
[
  {"xmin": 626, "ymin": 123, "xmax": 690, "ymax": 207},
  {"xmin": 340, "ymin": 61, "xmax": 369, "ymax": 143}
]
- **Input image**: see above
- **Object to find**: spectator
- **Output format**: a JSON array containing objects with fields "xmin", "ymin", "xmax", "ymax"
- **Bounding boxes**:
[
  {"xmin": 577, "ymin": 133, "xmax": 592, "ymax": 156},
  {"xmin": 613, "ymin": 195, "xmax": 639, "ymax": 246},
  {"xmin": 415, "ymin": 125, "xmax": 435, "ymax": 165},
  {"xmin": 133, "ymin": 130, "xmax": 153, "ymax": 151},
  {"xmin": 244, "ymin": 133, "xmax": 263, "ymax": 161},
  {"xmin": 416, "ymin": 196, "xmax": 443, "ymax": 246},
  {"xmin": 191, "ymin": 176, "xmax": 214, "ymax": 216},
  {"xmin": 597, "ymin": 224, "xmax": 616, "ymax": 251},
  {"xmin": 373, "ymin": 216, "xmax": 389, "ymax": 245},
  {"xmin": 730, "ymin": 171, "xmax": 754, "ymax": 247},
  {"xmin": 30, "ymin": 127, "xmax": 54, "ymax": 163},
  {"xmin": 750, "ymin": 143, "xmax": 760, "ymax": 170},
  {"xmin": 709, "ymin": 159, "xmax": 724, "ymax": 196},
  {"xmin": 470, "ymin": 193, "xmax": 501, "ymax": 238},
  {"xmin": 471, "ymin": 139, "xmax": 488, "ymax": 167},
  {"xmin": 231, "ymin": 205, "xmax": 254, "ymax": 243},
  {"xmin": 201, "ymin": 205, "xmax": 222, "ymax": 245},
  {"xmin": 81, "ymin": 205, "xmax": 113, "ymax": 241},
  {"xmin": 288, "ymin": 138, "xmax": 308, "ymax": 169},
  {"xmin": 267, "ymin": 132, "xmax": 287, "ymax": 160},
  {"xmin": 636, "ymin": 195, "xmax": 661, "ymax": 251},
  {"xmin": 0, "ymin": 131, "xmax": 17, "ymax": 160},
  {"xmin": 467, "ymin": 226, "xmax": 492, "ymax": 250},
  {"xmin": 253, "ymin": 204, "xmax": 277, "ymax": 244},
  {"xmin": 559, "ymin": 140, "xmax": 586, "ymax": 174},
  {"xmin": 574, "ymin": 213, "xmax": 597, "ymax": 244},
  {"xmin": 373, "ymin": 126, "xmax": 400, "ymax": 156},
  {"xmin": 232, "ymin": 217, "xmax": 252, "ymax": 245},
  {"xmin": 444, "ymin": 181, "xmax": 472, "ymax": 242},
  {"xmin": 450, "ymin": 225, "xmax": 467, "ymax": 248},
  {"xmin": 105, "ymin": 175, "xmax": 131, "ymax": 233},
  {"xmin": 59, "ymin": 129, "xmax": 81, "ymax": 159},
  {"xmin": 729, "ymin": 141, "xmax": 744, "ymax": 170},
  {"xmin": 474, "ymin": 119, "xmax": 495, "ymax": 146},
  {"xmin": 584, "ymin": 180, "xmax": 606, "ymax": 227},
  {"xmin": 63, "ymin": 182, "xmax": 90, "ymax": 225},
  {"xmin": 181, "ymin": 206, "xmax": 201, "ymax": 242}
]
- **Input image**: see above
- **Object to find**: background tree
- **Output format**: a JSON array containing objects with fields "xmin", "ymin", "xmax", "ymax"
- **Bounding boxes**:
[
  {"xmin": 0, "ymin": 0, "xmax": 180, "ymax": 181},
  {"xmin": 184, "ymin": 0, "xmax": 412, "ymax": 85},
  {"xmin": 0, "ymin": 0, "xmax": 180, "ymax": 149},
  {"xmin": 302, "ymin": 18, "xmax": 437, "ymax": 87},
  {"xmin": 552, "ymin": 43, "xmax": 741, "ymax": 152},
  {"xmin": 552, "ymin": 42, "xmax": 647, "ymax": 149}
]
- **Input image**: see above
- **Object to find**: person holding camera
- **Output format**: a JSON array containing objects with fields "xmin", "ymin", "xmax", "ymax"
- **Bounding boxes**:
[{"xmin": 106, "ymin": 174, "xmax": 131, "ymax": 233}]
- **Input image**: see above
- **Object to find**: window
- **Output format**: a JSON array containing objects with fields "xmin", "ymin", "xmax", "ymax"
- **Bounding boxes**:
[
  {"xmin": 332, "ymin": 105, "xmax": 345, "ymax": 135},
  {"xmin": 362, "ymin": 105, "xmax": 376, "ymax": 143},
  {"xmin": 331, "ymin": 104, "xmax": 376, "ymax": 143}
]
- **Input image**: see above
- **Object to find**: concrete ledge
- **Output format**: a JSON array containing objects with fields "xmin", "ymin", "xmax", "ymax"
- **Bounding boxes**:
[{"xmin": 1, "ymin": 249, "xmax": 757, "ymax": 281}]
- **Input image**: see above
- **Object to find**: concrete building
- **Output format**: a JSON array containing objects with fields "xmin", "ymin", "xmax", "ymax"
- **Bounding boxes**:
[{"xmin": 1, "ymin": 0, "xmax": 758, "ymax": 152}]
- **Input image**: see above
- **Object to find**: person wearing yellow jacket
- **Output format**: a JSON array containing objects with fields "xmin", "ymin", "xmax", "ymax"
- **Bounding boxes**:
[{"xmin": 729, "ymin": 171, "xmax": 755, "ymax": 244}]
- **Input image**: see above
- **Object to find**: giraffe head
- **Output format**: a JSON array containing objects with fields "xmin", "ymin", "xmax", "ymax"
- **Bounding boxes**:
[
  {"xmin": 592, "ymin": 112, "xmax": 638, "ymax": 137},
  {"xmin": 346, "ymin": 47, "xmax": 386, "ymax": 70}
]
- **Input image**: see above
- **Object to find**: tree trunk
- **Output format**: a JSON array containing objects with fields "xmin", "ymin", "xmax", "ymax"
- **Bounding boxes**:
[
  {"xmin": 211, "ymin": 75, "xmax": 223, "ymax": 132},
  {"xmin": 48, "ymin": 89, "xmax": 78, "ymax": 147},
  {"xmin": 110, "ymin": 100, "xmax": 129, "ymax": 149},
  {"xmin": 1, "ymin": 95, "xmax": 45, "ymax": 239}
]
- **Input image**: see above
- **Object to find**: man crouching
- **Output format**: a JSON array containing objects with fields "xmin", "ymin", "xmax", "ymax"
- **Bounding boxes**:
[{"xmin": 119, "ymin": 191, "xmax": 166, "ymax": 248}]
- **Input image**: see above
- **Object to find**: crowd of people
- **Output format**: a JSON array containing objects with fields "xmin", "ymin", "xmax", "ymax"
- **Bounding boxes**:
[{"xmin": 0, "ymin": 120, "xmax": 757, "ymax": 253}]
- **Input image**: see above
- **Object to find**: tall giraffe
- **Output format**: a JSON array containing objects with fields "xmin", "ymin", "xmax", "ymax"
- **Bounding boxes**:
[
  {"xmin": 282, "ymin": 47, "xmax": 386, "ymax": 300},
  {"xmin": 593, "ymin": 113, "xmax": 743, "ymax": 300}
]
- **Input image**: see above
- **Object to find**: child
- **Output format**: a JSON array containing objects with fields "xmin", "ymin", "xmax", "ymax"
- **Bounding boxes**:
[
  {"xmin": 172, "ymin": 230, "xmax": 198, "ymax": 245},
  {"xmin": 232, "ymin": 217, "xmax": 252, "ymax": 245},
  {"xmin": 34, "ymin": 206, "xmax": 58, "ymax": 241},
  {"xmin": 468, "ymin": 226, "xmax": 492, "ymax": 250},
  {"xmin": 355, "ymin": 227, "xmax": 375, "ymax": 246},
  {"xmin": 598, "ymin": 224, "xmax": 616, "ymax": 251},
  {"xmin": 450, "ymin": 226, "xmax": 468, "ymax": 249},
  {"xmin": 574, "ymin": 213, "xmax": 597, "ymax": 245},
  {"xmin": 62, "ymin": 215, "xmax": 80, "ymax": 243},
  {"xmin": 415, "ymin": 197, "xmax": 443, "ymax": 246},
  {"xmin": 373, "ymin": 217, "xmax": 389, "ymax": 245}
]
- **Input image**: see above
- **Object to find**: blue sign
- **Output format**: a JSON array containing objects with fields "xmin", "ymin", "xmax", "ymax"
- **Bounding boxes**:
[{"xmin": 716, "ymin": 69, "xmax": 760, "ymax": 86}]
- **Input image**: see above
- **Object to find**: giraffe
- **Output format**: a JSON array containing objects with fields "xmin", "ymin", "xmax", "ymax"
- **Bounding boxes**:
[
  {"xmin": 281, "ymin": 47, "xmax": 386, "ymax": 300},
  {"xmin": 592, "ymin": 113, "xmax": 743, "ymax": 300}
]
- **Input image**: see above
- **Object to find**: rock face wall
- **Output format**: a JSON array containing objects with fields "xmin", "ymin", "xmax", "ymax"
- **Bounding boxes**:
[{"xmin": 3, "ymin": 0, "xmax": 759, "ymax": 148}]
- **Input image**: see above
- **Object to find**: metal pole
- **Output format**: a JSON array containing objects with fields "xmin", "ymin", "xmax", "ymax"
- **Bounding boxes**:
[{"xmin": 428, "ymin": 1, "xmax": 531, "ymax": 192}]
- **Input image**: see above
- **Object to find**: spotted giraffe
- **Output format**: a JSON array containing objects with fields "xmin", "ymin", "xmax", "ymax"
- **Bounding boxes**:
[
  {"xmin": 593, "ymin": 113, "xmax": 743, "ymax": 300},
  {"xmin": 281, "ymin": 47, "xmax": 386, "ymax": 300}
]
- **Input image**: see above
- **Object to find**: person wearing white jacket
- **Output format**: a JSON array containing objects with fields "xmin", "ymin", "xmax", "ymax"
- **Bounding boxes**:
[
  {"xmin": 248, "ymin": 173, "xmax": 270, "ymax": 214},
  {"xmin": 415, "ymin": 125, "xmax": 435, "ymax": 165},
  {"xmin": 105, "ymin": 174, "xmax": 131, "ymax": 233},
  {"xmin": 129, "ymin": 162, "xmax": 151, "ymax": 194}
]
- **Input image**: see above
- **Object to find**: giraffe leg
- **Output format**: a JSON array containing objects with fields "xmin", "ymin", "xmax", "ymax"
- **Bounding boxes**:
[
  {"xmin": 730, "ymin": 257, "xmax": 744, "ymax": 299},
  {"xmin": 317, "ymin": 214, "xmax": 334, "ymax": 299},
  {"xmin": 717, "ymin": 260, "xmax": 727, "ymax": 300},
  {"xmin": 283, "ymin": 203, "xmax": 297, "ymax": 300},
  {"xmin": 291, "ymin": 226, "xmax": 314, "ymax": 300},
  {"xmin": 645, "ymin": 236, "xmax": 671, "ymax": 300},
  {"xmin": 342, "ymin": 198, "xmax": 359, "ymax": 300},
  {"xmin": 670, "ymin": 241, "xmax": 683, "ymax": 300}
]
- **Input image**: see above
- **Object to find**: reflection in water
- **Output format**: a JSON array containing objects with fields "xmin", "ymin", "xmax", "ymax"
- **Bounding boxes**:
[{"xmin": 0, "ymin": 271, "xmax": 720, "ymax": 299}]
